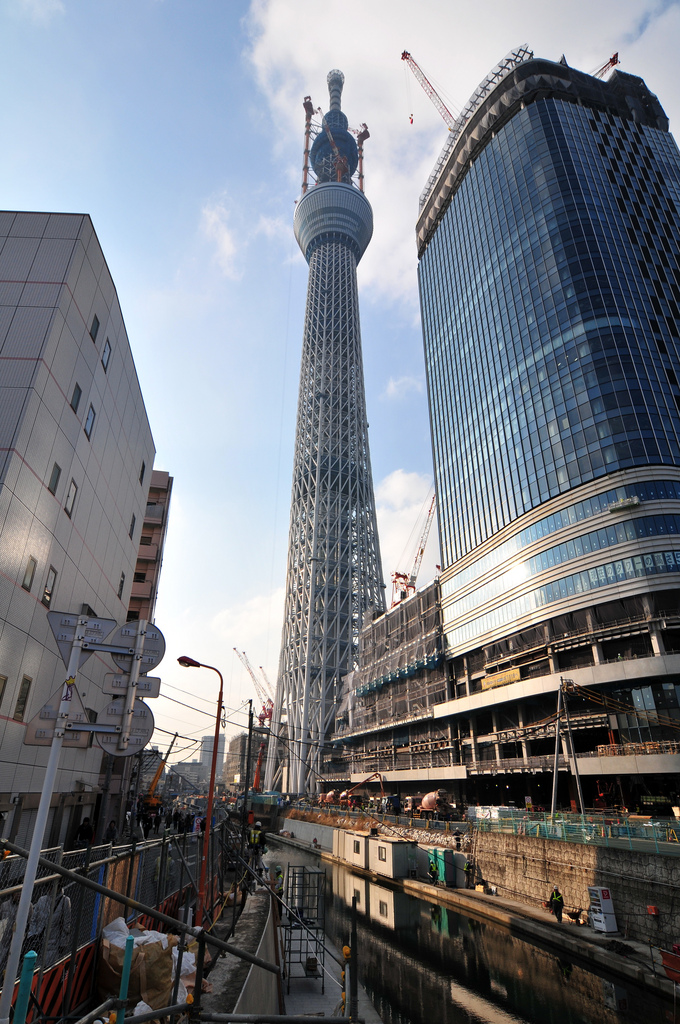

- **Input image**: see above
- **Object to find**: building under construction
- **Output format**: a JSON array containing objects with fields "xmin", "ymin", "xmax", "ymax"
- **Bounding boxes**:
[{"xmin": 325, "ymin": 582, "xmax": 450, "ymax": 779}]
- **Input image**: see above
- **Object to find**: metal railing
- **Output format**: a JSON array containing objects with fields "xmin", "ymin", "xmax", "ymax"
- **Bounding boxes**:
[
  {"xmin": 472, "ymin": 809, "xmax": 680, "ymax": 854},
  {"xmin": 0, "ymin": 822, "xmax": 236, "ymax": 1018}
]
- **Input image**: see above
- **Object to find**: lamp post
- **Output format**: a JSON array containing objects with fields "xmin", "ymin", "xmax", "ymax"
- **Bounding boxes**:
[{"xmin": 178, "ymin": 655, "xmax": 223, "ymax": 928}]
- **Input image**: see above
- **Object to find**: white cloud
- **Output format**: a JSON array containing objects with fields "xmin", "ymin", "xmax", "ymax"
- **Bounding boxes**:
[
  {"xmin": 18, "ymin": 0, "xmax": 64, "ymax": 23},
  {"xmin": 200, "ymin": 200, "xmax": 240, "ymax": 279},
  {"xmin": 383, "ymin": 374, "xmax": 423, "ymax": 400},
  {"xmin": 246, "ymin": 0, "xmax": 679, "ymax": 311},
  {"xmin": 255, "ymin": 214, "xmax": 290, "ymax": 241}
]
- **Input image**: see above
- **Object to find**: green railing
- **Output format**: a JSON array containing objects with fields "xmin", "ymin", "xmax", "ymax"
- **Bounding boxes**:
[{"xmin": 473, "ymin": 809, "xmax": 680, "ymax": 854}]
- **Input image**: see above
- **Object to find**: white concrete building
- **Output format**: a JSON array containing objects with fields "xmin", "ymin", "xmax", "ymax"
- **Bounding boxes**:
[{"xmin": 0, "ymin": 211, "xmax": 155, "ymax": 848}]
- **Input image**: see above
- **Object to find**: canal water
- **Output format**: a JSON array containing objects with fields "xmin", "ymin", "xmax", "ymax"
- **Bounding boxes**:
[{"xmin": 268, "ymin": 842, "xmax": 670, "ymax": 1024}]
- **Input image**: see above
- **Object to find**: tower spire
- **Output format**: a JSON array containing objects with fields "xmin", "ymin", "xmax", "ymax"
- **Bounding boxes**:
[
  {"xmin": 265, "ymin": 72, "xmax": 385, "ymax": 795},
  {"xmin": 327, "ymin": 69, "xmax": 344, "ymax": 111}
]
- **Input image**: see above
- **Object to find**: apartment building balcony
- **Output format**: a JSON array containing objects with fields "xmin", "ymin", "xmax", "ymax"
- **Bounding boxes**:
[
  {"xmin": 137, "ymin": 543, "xmax": 159, "ymax": 561},
  {"xmin": 131, "ymin": 580, "xmax": 152, "ymax": 599}
]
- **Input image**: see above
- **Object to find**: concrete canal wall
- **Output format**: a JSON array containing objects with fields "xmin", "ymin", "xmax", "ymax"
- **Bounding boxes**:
[{"xmin": 473, "ymin": 829, "xmax": 680, "ymax": 946}]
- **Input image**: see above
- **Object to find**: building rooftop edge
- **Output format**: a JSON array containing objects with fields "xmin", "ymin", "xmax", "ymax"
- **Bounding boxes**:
[{"xmin": 416, "ymin": 57, "xmax": 669, "ymax": 258}]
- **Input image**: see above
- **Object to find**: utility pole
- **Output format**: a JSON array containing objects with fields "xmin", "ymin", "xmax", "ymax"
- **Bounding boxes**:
[{"xmin": 550, "ymin": 683, "xmax": 564, "ymax": 818}]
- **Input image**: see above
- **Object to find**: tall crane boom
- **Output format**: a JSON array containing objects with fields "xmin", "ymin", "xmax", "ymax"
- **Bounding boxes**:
[
  {"xmin": 592, "ymin": 52, "xmax": 620, "ymax": 79},
  {"xmin": 258, "ymin": 666, "xmax": 275, "ymax": 701},
  {"xmin": 234, "ymin": 648, "xmax": 273, "ymax": 725},
  {"xmin": 391, "ymin": 494, "xmax": 437, "ymax": 607},
  {"xmin": 401, "ymin": 51, "xmax": 456, "ymax": 129},
  {"xmin": 409, "ymin": 493, "xmax": 437, "ymax": 587}
]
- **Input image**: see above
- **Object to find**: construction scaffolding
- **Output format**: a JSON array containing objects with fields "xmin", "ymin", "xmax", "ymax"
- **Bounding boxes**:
[{"xmin": 281, "ymin": 866, "xmax": 326, "ymax": 994}]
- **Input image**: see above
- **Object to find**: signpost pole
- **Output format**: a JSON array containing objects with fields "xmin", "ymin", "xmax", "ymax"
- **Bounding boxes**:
[
  {"xmin": 118, "ymin": 619, "xmax": 146, "ymax": 752},
  {"xmin": 0, "ymin": 628, "xmax": 85, "ymax": 1024}
]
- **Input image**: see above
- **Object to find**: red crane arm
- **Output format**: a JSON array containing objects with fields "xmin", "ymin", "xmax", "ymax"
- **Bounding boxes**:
[{"xmin": 401, "ymin": 51, "xmax": 456, "ymax": 129}]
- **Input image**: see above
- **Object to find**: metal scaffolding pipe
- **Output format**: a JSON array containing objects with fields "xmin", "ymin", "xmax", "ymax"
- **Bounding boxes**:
[{"xmin": 0, "ymin": 838, "xmax": 278, "ymax": 975}]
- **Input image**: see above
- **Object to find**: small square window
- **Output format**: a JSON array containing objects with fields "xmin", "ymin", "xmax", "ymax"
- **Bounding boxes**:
[
  {"xmin": 71, "ymin": 383, "xmax": 82, "ymax": 413},
  {"xmin": 42, "ymin": 566, "xmax": 57, "ymax": 607},
  {"xmin": 102, "ymin": 338, "xmax": 111, "ymax": 371},
  {"xmin": 22, "ymin": 556, "xmax": 37, "ymax": 592},
  {"xmin": 129, "ymin": 513, "xmax": 136, "ymax": 539},
  {"xmin": 126, "ymin": 610, "xmax": 139, "ymax": 622},
  {"xmin": 0, "ymin": 676, "xmax": 6, "ymax": 709},
  {"xmin": 378, "ymin": 846, "xmax": 387, "ymax": 862},
  {"xmin": 117, "ymin": 571, "xmax": 125, "ymax": 599},
  {"xmin": 48, "ymin": 462, "xmax": 61, "ymax": 495},
  {"xmin": 133, "ymin": 571, "xmax": 146, "ymax": 583},
  {"xmin": 64, "ymin": 479, "xmax": 78, "ymax": 517},
  {"xmin": 139, "ymin": 461, "xmax": 146, "ymax": 485},
  {"xmin": 14, "ymin": 676, "xmax": 32, "ymax": 722},
  {"xmin": 140, "ymin": 534, "xmax": 152, "ymax": 546},
  {"xmin": 90, "ymin": 315, "xmax": 100, "ymax": 341},
  {"xmin": 84, "ymin": 405, "xmax": 96, "ymax": 439}
]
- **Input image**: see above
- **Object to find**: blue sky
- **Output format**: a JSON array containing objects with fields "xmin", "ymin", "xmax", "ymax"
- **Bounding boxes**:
[{"xmin": 2, "ymin": 0, "xmax": 679, "ymax": 764}]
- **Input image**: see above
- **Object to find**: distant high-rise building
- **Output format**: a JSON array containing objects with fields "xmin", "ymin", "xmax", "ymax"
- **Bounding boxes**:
[
  {"xmin": 266, "ymin": 71, "xmax": 385, "ymax": 794},
  {"xmin": 0, "ymin": 212, "xmax": 155, "ymax": 846},
  {"xmin": 201, "ymin": 733, "xmax": 225, "ymax": 775},
  {"xmin": 415, "ymin": 50, "xmax": 680, "ymax": 808}
]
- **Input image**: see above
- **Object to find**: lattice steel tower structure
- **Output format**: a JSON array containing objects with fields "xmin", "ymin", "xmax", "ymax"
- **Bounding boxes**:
[{"xmin": 266, "ymin": 70, "xmax": 385, "ymax": 794}]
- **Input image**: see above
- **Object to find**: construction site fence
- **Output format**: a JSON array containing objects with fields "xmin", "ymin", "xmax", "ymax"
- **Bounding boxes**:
[
  {"xmin": 471, "ymin": 809, "xmax": 680, "ymax": 854},
  {"xmin": 309, "ymin": 805, "xmax": 680, "ymax": 854},
  {"xmin": 0, "ymin": 821, "xmax": 236, "ymax": 1021}
]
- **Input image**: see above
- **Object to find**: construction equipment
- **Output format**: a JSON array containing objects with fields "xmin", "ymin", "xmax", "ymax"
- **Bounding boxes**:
[
  {"xmin": 320, "ymin": 110, "xmax": 350, "ymax": 182},
  {"xmin": 403, "ymin": 790, "xmax": 457, "ymax": 820},
  {"xmin": 234, "ymin": 648, "xmax": 273, "ymax": 726},
  {"xmin": 339, "ymin": 772, "xmax": 385, "ymax": 808},
  {"xmin": 592, "ymin": 52, "xmax": 620, "ymax": 79},
  {"xmin": 252, "ymin": 739, "xmax": 267, "ymax": 793},
  {"xmin": 401, "ymin": 51, "xmax": 457, "ymax": 129},
  {"xmin": 143, "ymin": 732, "xmax": 177, "ymax": 811},
  {"xmin": 258, "ymin": 666, "xmax": 275, "ymax": 702},
  {"xmin": 391, "ymin": 493, "xmax": 437, "ymax": 606}
]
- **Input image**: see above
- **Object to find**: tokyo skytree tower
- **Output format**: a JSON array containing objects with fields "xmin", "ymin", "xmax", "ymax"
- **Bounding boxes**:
[{"xmin": 265, "ymin": 70, "xmax": 385, "ymax": 794}]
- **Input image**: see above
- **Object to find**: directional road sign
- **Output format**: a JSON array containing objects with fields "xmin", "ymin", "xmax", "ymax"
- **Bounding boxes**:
[
  {"xmin": 109, "ymin": 623, "xmax": 166, "ymax": 674},
  {"xmin": 102, "ymin": 673, "xmax": 161, "ymax": 698},
  {"xmin": 47, "ymin": 612, "xmax": 118, "ymax": 669},
  {"xmin": 94, "ymin": 697, "xmax": 155, "ymax": 756}
]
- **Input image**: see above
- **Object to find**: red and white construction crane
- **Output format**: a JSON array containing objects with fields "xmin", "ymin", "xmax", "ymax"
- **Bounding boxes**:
[
  {"xmin": 391, "ymin": 494, "xmax": 437, "ymax": 607},
  {"xmin": 233, "ymin": 648, "xmax": 273, "ymax": 726},
  {"xmin": 592, "ymin": 53, "xmax": 620, "ymax": 79},
  {"xmin": 258, "ymin": 666, "xmax": 275, "ymax": 702},
  {"xmin": 401, "ymin": 50, "xmax": 457, "ymax": 129}
]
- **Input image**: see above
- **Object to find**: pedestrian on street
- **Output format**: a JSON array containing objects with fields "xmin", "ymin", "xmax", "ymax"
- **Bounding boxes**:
[
  {"xmin": 549, "ymin": 885, "xmax": 564, "ymax": 923},
  {"xmin": 74, "ymin": 817, "xmax": 94, "ymax": 849}
]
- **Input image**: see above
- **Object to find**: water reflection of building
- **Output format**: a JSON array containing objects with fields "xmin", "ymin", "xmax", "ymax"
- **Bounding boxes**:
[
  {"xmin": 327, "ymin": 51, "xmax": 680, "ymax": 813},
  {"xmin": 325, "ymin": 860, "xmax": 663, "ymax": 1024}
]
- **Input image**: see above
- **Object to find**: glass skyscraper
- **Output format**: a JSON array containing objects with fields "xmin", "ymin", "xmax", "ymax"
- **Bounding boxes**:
[{"xmin": 415, "ymin": 52, "xmax": 680, "ymax": 809}]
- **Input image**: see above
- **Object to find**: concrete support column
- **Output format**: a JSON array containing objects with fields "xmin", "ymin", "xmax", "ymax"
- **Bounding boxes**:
[
  {"xmin": 491, "ymin": 710, "xmax": 501, "ymax": 765},
  {"xmin": 545, "ymin": 622, "xmax": 559, "ymax": 672},
  {"xmin": 518, "ymin": 703, "xmax": 529, "ymax": 763},
  {"xmin": 470, "ymin": 718, "xmax": 479, "ymax": 767},
  {"xmin": 643, "ymin": 593, "xmax": 665, "ymax": 655},
  {"xmin": 586, "ymin": 607, "xmax": 604, "ymax": 664}
]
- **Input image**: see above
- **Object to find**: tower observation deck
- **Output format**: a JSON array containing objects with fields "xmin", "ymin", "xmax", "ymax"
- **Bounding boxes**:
[{"xmin": 265, "ymin": 70, "xmax": 385, "ymax": 795}]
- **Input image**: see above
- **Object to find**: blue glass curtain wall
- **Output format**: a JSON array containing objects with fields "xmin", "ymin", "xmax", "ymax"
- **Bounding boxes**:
[{"xmin": 420, "ymin": 97, "xmax": 680, "ymax": 567}]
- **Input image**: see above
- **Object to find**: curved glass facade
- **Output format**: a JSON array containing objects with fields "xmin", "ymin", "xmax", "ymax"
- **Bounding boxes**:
[{"xmin": 420, "ymin": 94, "xmax": 680, "ymax": 566}]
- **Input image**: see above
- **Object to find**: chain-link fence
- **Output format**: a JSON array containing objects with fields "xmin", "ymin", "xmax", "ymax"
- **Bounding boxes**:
[{"xmin": 0, "ymin": 820, "xmax": 241, "ymax": 1022}]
